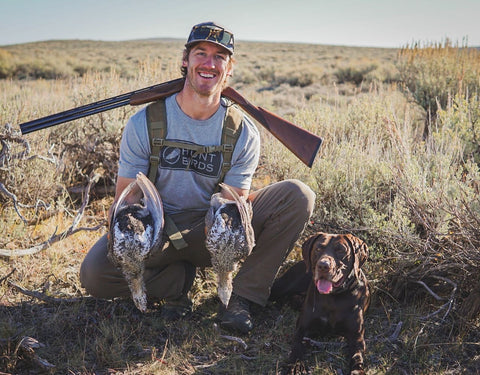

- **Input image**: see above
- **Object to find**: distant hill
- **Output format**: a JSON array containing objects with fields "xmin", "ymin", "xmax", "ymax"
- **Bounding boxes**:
[{"xmin": 0, "ymin": 38, "xmax": 398, "ymax": 81}]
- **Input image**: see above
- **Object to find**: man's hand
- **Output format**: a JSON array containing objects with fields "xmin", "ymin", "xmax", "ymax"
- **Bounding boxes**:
[{"xmin": 220, "ymin": 183, "xmax": 249, "ymax": 201}]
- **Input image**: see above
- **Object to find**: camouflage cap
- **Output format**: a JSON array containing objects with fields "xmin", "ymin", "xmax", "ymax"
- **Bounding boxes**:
[{"xmin": 186, "ymin": 21, "xmax": 234, "ymax": 55}]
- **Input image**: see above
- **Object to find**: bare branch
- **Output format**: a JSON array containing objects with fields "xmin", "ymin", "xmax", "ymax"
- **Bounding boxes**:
[
  {"xmin": 0, "ymin": 223, "xmax": 105, "ymax": 257},
  {"xmin": 0, "ymin": 171, "xmax": 105, "ymax": 257},
  {"xmin": 419, "ymin": 276, "xmax": 457, "ymax": 321},
  {"xmin": 0, "ymin": 268, "xmax": 16, "ymax": 284},
  {"xmin": 7, "ymin": 281, "xmax": 87, "ymax": 304},
  {"xmin": 388, "ymin": 321, "xmax": 404, "ymax": 342},
  {"xmin": 219, "ymin": 334, "xmax": 248, "ymax": 350},
  {"xmin": 68, "ymin": 172, "xmax": 100, "ymax": 235},
  {"xmin": 415, "ymin": 280, "xmax": 444, "ymax": 301},
  {"xmin": 0, "ymin": 182, "xmax": 28, "ymax": 224},
  {"xmin": 213, "ymin": 323, "xmax": 248, "ymax": 349},
  {"xmin": 13, "ymin": 336, "xmax": 56, "ymax": 371}
]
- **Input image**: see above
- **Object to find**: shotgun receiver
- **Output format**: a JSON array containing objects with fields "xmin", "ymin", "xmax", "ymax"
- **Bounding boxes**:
[{"xmin": 19, "ymin": 78, "xmax": 322, "ymax": 167}]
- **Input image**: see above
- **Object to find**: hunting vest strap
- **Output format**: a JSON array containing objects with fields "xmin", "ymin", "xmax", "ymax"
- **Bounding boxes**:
[
  {"xmin": 146, "ymin": 101, "xmax": 188, "ymax": 249},
  {"xmin": 218, "ymin": 102, "xmax": 243, "ymax": 191},
  {"xmin": 146, "ymin": 100, "xmax": 166, "ymax": 183},
  {"xmin": 145, "ymin": 98, "xmax": 244, "ymax": 249}
]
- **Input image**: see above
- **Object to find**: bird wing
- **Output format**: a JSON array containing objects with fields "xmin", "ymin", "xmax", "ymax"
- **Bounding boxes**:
[
  {"xmin": 109, "ymin": 177, "xmax": 137, "ymax": 232},
  {"xmin": 135, "ymin": 172, "xmax": 164, "ymax": 249},
  {"xmin": 218, "ymin": 183, "xmax": 255, "ymax": 251}
]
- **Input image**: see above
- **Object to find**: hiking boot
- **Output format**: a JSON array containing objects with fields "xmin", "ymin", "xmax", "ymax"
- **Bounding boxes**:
[
  {"xmin": 161, "ymin": 294, "xmax": 192, "ymax": 321},
  {"xmin": 219, "ymin": 294, "xmax": 253, "ymax": 334}
]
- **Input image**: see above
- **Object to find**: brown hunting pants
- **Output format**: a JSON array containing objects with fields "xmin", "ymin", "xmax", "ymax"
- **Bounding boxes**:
[{"xmin": 80, "ymin": 179, "xmax": 315, "ymax": 306}]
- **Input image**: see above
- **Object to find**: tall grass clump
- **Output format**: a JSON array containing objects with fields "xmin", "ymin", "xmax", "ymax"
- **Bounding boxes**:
[
  {"xmin": 436, "ymin": 92, "xmax": 480, "ymax": 164},
  {"xmin": 396, "ymin": 39, "xmax": 480, "ymax": 138},
  {"xmin": 0, "ymin": 49, "xmax": 14, "ymax": 78}
]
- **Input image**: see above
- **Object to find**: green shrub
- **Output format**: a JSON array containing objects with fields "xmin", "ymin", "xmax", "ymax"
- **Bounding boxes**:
[
  {"xmin": 334, "ymin": 64, "xmax": 377, "ymax": 85},
  {"xmin": 436, "ymin": 93, "xmax": 480, "ymax": 163}
]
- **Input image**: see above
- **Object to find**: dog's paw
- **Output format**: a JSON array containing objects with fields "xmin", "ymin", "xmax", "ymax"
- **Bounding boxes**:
[
  {"xmin": 349, "ymin": 352, "xmax": 366, "ymax": 375},
  {"xmin": 280, "ymin": 361, "xmax": 308, "ymax": 375}
]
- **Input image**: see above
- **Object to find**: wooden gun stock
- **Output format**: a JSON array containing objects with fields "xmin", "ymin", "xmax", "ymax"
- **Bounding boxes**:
[
  {"xmin": 220, "ymin": 87, "xmax": 322, "ymax": 168},
  {"xmin": 130, "ymin": 81, "xmax": 323, "ymax": 168}
]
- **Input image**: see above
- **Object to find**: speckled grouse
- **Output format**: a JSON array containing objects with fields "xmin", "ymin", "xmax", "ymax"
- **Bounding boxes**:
[
  {"xmin": 205, "ymin": 183, "xmax": 255, "ymax": 307},
  {"xmin": 108, "ymin": 172, "xmax": 164, "ymax": 312}
]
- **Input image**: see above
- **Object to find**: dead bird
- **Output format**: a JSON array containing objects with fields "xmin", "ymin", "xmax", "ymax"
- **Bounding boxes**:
[
  {"xmin": 108, "ymin": 172, "xmax": 164, "ymax": 312},
  {"xmin": 205, "ymin": 183, "xmax": 255, "ymax": 307}
]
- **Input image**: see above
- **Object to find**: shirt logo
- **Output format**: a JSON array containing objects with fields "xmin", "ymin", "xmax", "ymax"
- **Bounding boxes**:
[{"xmin": 160, "ymin": 145, "xmax": 222, "ymax": 177}]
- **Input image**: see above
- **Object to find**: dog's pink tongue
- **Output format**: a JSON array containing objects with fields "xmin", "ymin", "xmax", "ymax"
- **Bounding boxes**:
[{"xmin": 316, "ymin": 279, "xmax": 333, "ymax": 294}]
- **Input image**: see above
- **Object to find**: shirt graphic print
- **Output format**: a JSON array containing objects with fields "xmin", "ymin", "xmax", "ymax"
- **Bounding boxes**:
[{"xmin": 160, "ymin": 140, "xmax": 222, "ymax": 177}]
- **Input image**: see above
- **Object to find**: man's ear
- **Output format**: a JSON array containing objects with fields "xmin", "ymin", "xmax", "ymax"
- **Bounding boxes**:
[
  {"xmin": 227, "ymin": 63, "xmax": 234, "ymax": 77},
  {"xmin": 182, "ymin": 50, "xmax": 188, "ymax": 67}
]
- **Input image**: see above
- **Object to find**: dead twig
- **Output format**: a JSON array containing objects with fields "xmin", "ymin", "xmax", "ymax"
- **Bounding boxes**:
[
  {"xmin": 415, "ymin": 280, "xmax": 444, "ymax": 301},
  {"xmin": 14, "ymin": 336, "xmax": 55, "ymax": 372},
  {"xmin": 388, "ymin": 321, "xmax": 404, "ymax": 342},
  {"xmin": 419, "ymin": 276, "xmax": 457, "ymax": 321},
  {"xmin": 7, "ymin": 281, "xmax": 87, "ymax": 304},
  {"xmin": 0, "ymin": 182, "xmax": 28, "ymax": 224},
  {"xmin": 219, "ymin": 334, "xmax": 248, "ymax": 350},
  {"xmin": 0, "ymin": 268, "xmax": 16, "ymax": 284},
  {"xmin": 213, "ymin": 323, "xmax": 248, "ymax": 350},
  {"xmin": 0, "ymin": 172, "xmax": 105, "ymax": 257},
  {"xmin": 0, "ymin": 182, "xmax": 52, "ymax": 224},
  {"xmin": 0, "ymin": 223, "xmax": 105, "ymax": 257}
]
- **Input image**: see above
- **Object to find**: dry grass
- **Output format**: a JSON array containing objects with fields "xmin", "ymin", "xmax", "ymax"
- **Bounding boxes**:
[{"xmin": 0, "ymin": 39, "xmax": 479, "ymax": 374}]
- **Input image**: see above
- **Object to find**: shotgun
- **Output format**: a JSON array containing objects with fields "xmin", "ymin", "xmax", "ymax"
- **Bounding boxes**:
[{"xmin": 19, "ymin": 78, "xmax": 322, "ymax": 167}]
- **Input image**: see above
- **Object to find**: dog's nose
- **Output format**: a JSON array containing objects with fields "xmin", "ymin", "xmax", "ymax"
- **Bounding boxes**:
[{"xmin": 317, "ymin": 259, "xmax": 331, "ymax": 272}]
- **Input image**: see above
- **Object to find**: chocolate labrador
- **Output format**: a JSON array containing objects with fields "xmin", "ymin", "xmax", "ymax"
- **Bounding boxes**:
[{"xmin": 275, "ymin": 232, "xmax": 370, "ymax": 375}]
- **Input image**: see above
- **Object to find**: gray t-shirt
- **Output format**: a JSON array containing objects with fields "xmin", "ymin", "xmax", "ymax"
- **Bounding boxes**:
[{"xmin": 118, "ymin": 94, "xmax": 260, "ymax": 215}]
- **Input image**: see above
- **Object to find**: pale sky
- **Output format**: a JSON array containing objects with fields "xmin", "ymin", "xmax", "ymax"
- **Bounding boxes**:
[{"xmin": 1, "ymin": 0, "xmax": 479, "ymax": 48}]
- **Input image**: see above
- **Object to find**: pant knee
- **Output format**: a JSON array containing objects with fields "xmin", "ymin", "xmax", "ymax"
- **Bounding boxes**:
[
  {"xmin": 281, "ymin": 179, "xmax": 316, "ymax": 218},
  {"xmin": 79, "ymin": 257, "xmax": 106, "ymax": 296}
]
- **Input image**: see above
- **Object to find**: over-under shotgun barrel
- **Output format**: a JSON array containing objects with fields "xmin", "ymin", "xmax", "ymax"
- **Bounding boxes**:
[
  {"xmin": 19, "ymin": 78, "xmax": 185, "ymax": 134},
  {"xmin": 19, "ymin": 78, "xmax": 322, "ymax": 167}
]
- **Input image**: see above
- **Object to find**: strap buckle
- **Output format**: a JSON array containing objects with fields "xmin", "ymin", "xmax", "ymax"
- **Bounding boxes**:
[
  {"xmin": 223, "ymin": 144, "xmax": 234, "ymax": 152},
  {"xmin": 152, "ymin": 138, "xmax": 165, "ymax": 147},
  {"xmin": 149, "ymin": 155, "xmax": 160, "ymax": 163}
]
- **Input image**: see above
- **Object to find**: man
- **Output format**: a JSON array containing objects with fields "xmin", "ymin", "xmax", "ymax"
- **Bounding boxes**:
[{"xmin": 80, "ymin": 21, "xmax": 316, "ymax": 334}]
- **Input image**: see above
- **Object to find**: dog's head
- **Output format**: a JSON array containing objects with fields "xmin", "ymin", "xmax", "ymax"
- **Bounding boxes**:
[{"xmin": 301, "ymin": 232, "xmax": 368, "ymax": 294}]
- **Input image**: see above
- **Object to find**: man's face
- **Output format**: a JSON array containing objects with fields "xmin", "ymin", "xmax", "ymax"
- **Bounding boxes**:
[{"xmin": 183, "ymin": 42, "xmax": 233, "ymax": 97}]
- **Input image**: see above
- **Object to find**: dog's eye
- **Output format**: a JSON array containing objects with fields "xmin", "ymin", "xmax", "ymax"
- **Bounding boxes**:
[{"xmin": 335, "ymin": 247, "xmax": 349, "ymax": 259}]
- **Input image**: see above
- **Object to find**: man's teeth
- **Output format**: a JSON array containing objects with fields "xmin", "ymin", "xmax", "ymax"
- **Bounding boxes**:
[{"xmin": 199, "ymin": 72, "xmax": 214, "ymax": 78}]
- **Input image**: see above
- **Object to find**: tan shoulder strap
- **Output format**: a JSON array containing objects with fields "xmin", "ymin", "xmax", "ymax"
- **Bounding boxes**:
[
  {"xmin": 217, "ymin": 102, "xmax": 244, "ymax": 191},
  {"xmin": 146, "ymin": 100, "xmax": 166, "ymax": 184},
  {"xmin": 146, "ymin": 100, "xmax": 188, "ymax": 250}
]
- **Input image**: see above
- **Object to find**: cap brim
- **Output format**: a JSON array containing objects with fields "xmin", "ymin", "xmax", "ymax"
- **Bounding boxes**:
[{"xmin": 185, "ymin": 40, "xmax": 233, "ymax": 55}]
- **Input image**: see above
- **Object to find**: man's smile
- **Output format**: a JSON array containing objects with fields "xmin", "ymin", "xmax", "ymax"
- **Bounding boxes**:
[{"xmin": 198, "ymin": 71, "xmax": 216, "ymax": 79}]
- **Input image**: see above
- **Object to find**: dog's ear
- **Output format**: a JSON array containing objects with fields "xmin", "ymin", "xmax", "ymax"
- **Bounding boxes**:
[
  {"xmin": 356, "ymin": 240, "xmax": 369, "ymax": 268},
  {"xmin": 346, "ymin": 234, "xmax": 369, "ymax": 278},
  {"xmin": 301, "ymin": 233, "xmax": 323, "ymax": 272}
]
